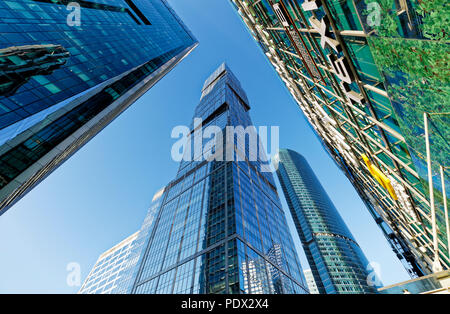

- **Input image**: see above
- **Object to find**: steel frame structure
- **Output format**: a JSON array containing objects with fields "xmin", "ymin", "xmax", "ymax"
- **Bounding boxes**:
[{"xmin": 230, "ymin": 0, "xmax": 449, "ymax": 277}]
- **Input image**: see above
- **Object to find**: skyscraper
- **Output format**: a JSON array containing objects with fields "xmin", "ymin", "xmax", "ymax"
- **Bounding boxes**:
[
  {"xmin": 80, "ymin": 186, "xmax": 166, "ymax": 294},
  {"xmin": 129, "ymin": 64, "xmax": 308, "ymax": 294},
  {"xmin": 79, "ymin": 231, "xmax": 139, "ymax": 294},
  {"xmin": 275, "ymin": 149, "xmax": 378, "ymax": 294},
  {"xmin": 0, "ymin": 0, "xmax": 197, "ymax": 215},
  {"xmin": 231, "ymin": 0, "xmax": 449, "ymax": 277},
  {"xmin": 116, "ymin": 186, "xmax": 167, "ymax": 294}
]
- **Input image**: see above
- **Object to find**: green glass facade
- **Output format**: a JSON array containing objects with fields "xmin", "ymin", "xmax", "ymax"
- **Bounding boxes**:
[
  {"xmin": 230, "ymin": 0, "xmax": 449, "ymax": 276},
  {"xmin": 78, "ymin": 231, "xmax": 140, "ymax": 294},
  {"xmin": 0, "ymin": 0, "xmax": 197, "ymax": 215},
  {"xmin": 129, "ymin": 64, "xmax": 308, "ymax": 294},
  {"xmin": 275, "ymin": 149, "xmax": 378, "ymax": 294}
]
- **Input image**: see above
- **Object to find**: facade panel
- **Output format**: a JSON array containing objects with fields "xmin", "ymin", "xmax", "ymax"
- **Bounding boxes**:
[
  {"xmin": 130, "ymin": 64, "xmax": 309, "ymax": 294},
  {"xmin": 0, "ymin": 0, "xmax": 197, "ymax": 215},
  {"xmin": 79, "ymin": 231, "xmax": 139, "ymax": 294},
  {"xmin": 303, "ymin": 269, "xmax": 319, "ymax": 294}
]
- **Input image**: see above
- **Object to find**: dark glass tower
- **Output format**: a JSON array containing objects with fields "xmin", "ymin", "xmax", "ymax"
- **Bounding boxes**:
[
  {"xmin": 275, "ymin": 149, "xmax": 378, "ymax": 294},
  {"xmin": 129, "ymin": 64, "xmax": 308, "ymax": 294},
  {"xmin": 0, "ymin": 0, "xmax": 197, "ymax": 215}
]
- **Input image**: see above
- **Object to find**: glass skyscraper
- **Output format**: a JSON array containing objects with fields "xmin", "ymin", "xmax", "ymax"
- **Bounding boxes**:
[
  {"xmin": 231, "ymin": 0, "xmax": 449, "ymax": 277},
  {"xmin": 79, "ymin": 231, "xmax": 139, "ymax": 294},
  {"xmin": 0, "ymin": 0, "xmax": 197, "ymax": 215},
  {"xmin": 128, "ymin": 64, "xmax": 308, "ymax": 294},
  {"xmin": 80, "ymin": 186, "xmax": 166, "ymax": 294},
  {"xmin": 116, "ymin": 186, "xmax": 167, "ymax": 294},
  {"xmin": 275, "ymin": 149, "xmax": 378, "ymax": 294}
]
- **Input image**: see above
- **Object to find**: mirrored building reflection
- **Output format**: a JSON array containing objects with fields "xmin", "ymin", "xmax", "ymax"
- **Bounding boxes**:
[
  {"xmin": 0, "ymin": 0, "xmax": 197, "ymax": 215},
  {"xmin": 0, "ymin": 44, "xmax": 70, "ymax": 97},
  {"xmin": 129, "ymin": 64, "xmax": 309, "ymax": 294}
]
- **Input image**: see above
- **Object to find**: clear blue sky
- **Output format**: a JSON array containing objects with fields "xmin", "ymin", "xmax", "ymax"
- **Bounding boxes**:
[{"xmin": 0, "ymin": 0, "xmax": 409, "ymax": 293}]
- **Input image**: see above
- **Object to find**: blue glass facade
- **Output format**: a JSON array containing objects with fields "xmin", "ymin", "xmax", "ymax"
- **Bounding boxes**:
[
  {"xmin": 129, "ymin": 64, "xmax": 308, "ymax": 294},
  {"xmin": 0, "ymin": 0, "xmax": 197, "ymax": 215},
  {"xmin": 275, "ymin": 149, "xmax": 378, "ymax": 294}
]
